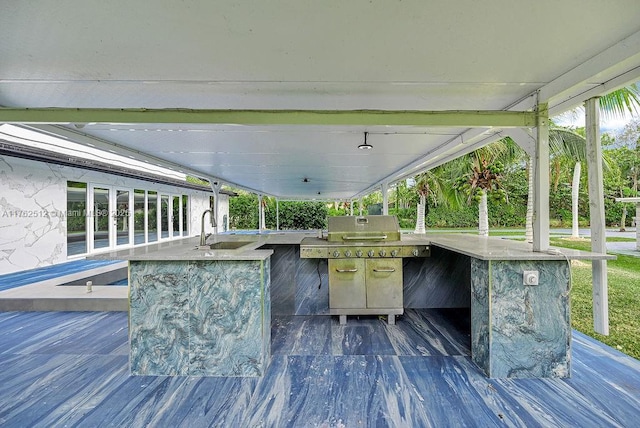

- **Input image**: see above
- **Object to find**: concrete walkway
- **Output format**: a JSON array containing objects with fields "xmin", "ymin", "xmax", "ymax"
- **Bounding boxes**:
[{"xmin": 0, "ymin": 281, "xmax": 128, "ymax": 311}]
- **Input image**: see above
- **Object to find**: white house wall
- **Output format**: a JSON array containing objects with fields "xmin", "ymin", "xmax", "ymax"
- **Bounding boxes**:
[
  {"xmin": 217, "ymin": 194, "xmax": 230, "ymax": 232},
  {"xmin": 0, "ymin": 155, "xmax": 212, "ymax": 275}
]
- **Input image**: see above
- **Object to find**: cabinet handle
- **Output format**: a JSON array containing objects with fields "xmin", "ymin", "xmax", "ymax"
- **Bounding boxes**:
[
  {"xmin": 335, "ymin": 268, "xmax": 358, "ymax": 273},
  {"xmin": 373, "ymin": 268, "xmax": 396, "ymax": 273}
]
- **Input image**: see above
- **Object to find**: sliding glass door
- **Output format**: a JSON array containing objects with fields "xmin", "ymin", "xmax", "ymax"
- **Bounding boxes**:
[{"xmin": 88, "ymin": 185, "xmax": 133, "ymax": 251}]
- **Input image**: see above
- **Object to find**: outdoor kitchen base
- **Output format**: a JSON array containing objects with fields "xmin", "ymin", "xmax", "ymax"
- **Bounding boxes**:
[{"xmin": 301, "ymin": 216, "xmax": 430, "ymax": 325}]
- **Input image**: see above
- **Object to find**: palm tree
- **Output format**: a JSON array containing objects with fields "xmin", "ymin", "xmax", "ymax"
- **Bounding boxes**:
[
  {"xmin": 522, "ymin": 85, "xmax": 640, "ymax": 241},
  {"xmin": 452, "ymin": 139, "xmax": 521, "ymax": 236},
  {"xmin": 413, "ymin": 165, "xmax": 458, "ymax": 233},
  {"xmin": 549, "ymin": 127, "xmax": 592, "ymax": 238}
]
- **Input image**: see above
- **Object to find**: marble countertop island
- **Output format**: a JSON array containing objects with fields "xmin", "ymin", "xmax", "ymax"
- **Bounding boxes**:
[
  {"xmin": 90, "ymin": 229, "xmax": 613, "ymax": 262},
  {"xmin": 90, "ymin": 232, "xmax": 319, "ymax": 261},
  {"xmin": 405, "ymin": 233, "xmax": 615, "ymax": 261},
  {"xmin": 301, "ymin": 232, "xmax": 614, "ymax": 261}
]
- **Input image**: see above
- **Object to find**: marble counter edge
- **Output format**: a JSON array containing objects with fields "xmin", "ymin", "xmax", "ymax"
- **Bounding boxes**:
[
  {"xmin": 88, "ymin": 237, "xmax": 273, "ymax": 261},
  {"xmin": 301, "ymin": 234, "xmax": 614, "ymax": 261},
  {"xmin": 422, "ymin": 234, "xmax": 615, "ymax": 261}
]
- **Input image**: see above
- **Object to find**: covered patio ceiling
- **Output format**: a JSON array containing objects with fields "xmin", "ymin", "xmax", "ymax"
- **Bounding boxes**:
[{"xmin": 1, "ymin": 1, "xmax": 640, "ymax": 199}]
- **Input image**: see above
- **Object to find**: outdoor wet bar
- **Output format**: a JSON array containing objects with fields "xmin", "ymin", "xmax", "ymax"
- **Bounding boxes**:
[
  {"xmin": 417, "ymin": 234, "xmax": 614, "ymax": 378},
  {"xmin": 94, "ymin": 237, "xmax": 275, "ymax": 377},
  {"xmin": 93, "ymin": 226, "xmax": 613, "ymax": 379}
]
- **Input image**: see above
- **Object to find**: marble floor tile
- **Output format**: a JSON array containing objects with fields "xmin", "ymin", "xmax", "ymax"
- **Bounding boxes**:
[
  {"xmin": 271, "ymin": 315, "xmax": 332, "ymax": 356},
  {"xmin": 0, "ymin": 353, "xmax": 129, "ymax": 427},
  {"xmin": 0, "ymin": 310, "xmax": 638, "ymax": 427},
  {"xmin": 422, "ymin": 308, "xmax": 472, "ymax": 355},
  {"xmin": 245, "ymin": 355, "xmax": 431, "ymax": 427},
  {"xmin": 71, "ymin": 375, "xmax": 258, "ymax": 427},
  {"xmin": 330, "ymin": 316, "xmax": 397, "ymax": 356},
  {"xmin": 384, "ymin": 309, "xmax": 468, "ymax": 356},
  {"xmin": 399, "ymin": 355, "xmax": 520, "ymax": 426},
  {"xmin": 0, "ymin": 311, "xmax": 129, "ymax": 356}
]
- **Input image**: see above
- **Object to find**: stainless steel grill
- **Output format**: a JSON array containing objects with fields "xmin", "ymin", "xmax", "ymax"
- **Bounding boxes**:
[{"xmin": 300, "ymin": 215, "xmax": 430, "ymax": 324}]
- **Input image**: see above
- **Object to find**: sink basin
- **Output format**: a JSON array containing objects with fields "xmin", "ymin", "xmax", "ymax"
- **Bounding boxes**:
[{"xmin": 202, "ymin": 241, "xmax": 254, "ymax": 250}]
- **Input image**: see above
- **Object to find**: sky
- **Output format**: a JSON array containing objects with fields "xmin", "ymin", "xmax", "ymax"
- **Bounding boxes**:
[{"xmin": 553, "ymin": 110, "xmax": 638, "ymax": 133}]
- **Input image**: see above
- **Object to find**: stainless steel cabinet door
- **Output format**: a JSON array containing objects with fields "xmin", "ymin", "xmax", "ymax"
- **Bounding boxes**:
[
  {"xmin": 328, "ymin": 259, "xmax": 366, "ymax": 308},
  {"xmin": 366, "ymin": 258, "xmax": 403, "ymax": 309}
]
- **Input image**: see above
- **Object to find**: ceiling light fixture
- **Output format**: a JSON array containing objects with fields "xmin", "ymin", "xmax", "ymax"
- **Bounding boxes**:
[{"xmin": 358, "ymin": 132, "xmax": 373, "ymax": 150}]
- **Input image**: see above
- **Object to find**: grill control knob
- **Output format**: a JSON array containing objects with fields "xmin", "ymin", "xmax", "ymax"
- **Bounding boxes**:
[
  {"xmin": 367, "ymin": 250, "xmax": 375, "ymax": 257},
  {"xmin": 344, "ymin": 250, "xmax": 352, "ymax": 258},
  {"xmin": 412, "ymin": 248, "xmax": 419, "ymax": 257},
  {"xmin": 390, "ymin": 249, "xmax": 398, "ymax": 257},
  {"xmin": 379, "ymin": 249, "xmax": 386, "ymax": 257},
  {"xmin": 333, "ymin": 250, "xmax": 341, "ymax": 258},
  {"xmin": 356, "ymin": 250, "xmax": 363, "ymax": 258}
]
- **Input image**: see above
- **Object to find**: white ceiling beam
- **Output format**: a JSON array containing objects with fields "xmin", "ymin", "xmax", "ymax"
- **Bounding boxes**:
[
  {"xmin": 0, "ymin": 108, "xmax": 537, "ymax": 128},
  {"xmin": 547, "ymin": 65, "xmax": 640, "ymax": 116},
  {"xmin": 508, "ymin": 30, "xmax": 640, "ymax": 116}
]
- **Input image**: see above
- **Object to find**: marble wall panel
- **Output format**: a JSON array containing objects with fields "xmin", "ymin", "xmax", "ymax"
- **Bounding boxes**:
[
  {"xmin": 0, "ymin": 155, "xmax": 213, "ymax": 275},
  {"xmin": 129, "ymin": 259, "xmax": 270, "ymax": 377},
  {"xmin": 471, "ymin": 258, "xmax": 571, "ymax": 378},
  {"xmin": 189, "ymin": 260, "xmax": 267, "ymax": 376},
  {"xmin": 403, "ymin": 247, "xmax": 470, "ymax": 308},
  {"xmin": 270, "ymin": 245, "xmax": 469, "ymax": 317},
  {"xmin": 190, "ymin": 194, "xmax": 213, "ymax": 238},
  {"xmin": 263, "ymin": 245, "xmax": 297, "ymax": 315},
  {"xmin": 262, "ymin": 258, "xmax": 271, "ymax": 367},
  {"xmin": 129, "ymin": 261, "xmax": 190, "ymax": 376},
  {"xmin": 470, "ymin": 259, "xmax": 491, "ymax": 375},
  {"xmin": 0, "ymin": 156, "xmax": 67, "ymax": 274},
  {"xmin": 295, "ymin": 257, "xmax": 329, "ymax": 315}
]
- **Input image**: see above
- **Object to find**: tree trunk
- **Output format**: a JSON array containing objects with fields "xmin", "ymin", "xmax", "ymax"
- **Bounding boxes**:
[
  {"xmin": 414, "ymin": 194, "xmax": 426, "ymax": 234},
  {"xmin": 620, "ymin": 206, "xmax": 627, "ymax": 232},
  {"xmin": 571, "ymin": 162, "xmax": 581, "ymax": 238},
  {"xmin": 478, "ymin": 190, "xmax": 489, "ymax": 237},
  {"xmin": 525, "ymin": 157, "xmax": 534, "ymax": 243}
]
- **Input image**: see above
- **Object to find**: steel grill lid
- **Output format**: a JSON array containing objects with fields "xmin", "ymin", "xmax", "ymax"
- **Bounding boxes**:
[{"xmin": 327, "ymin": 215, "xmax": 401, "ymax": 242}]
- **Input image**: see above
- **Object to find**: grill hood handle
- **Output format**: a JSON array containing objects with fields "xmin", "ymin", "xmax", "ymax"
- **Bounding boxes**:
[{"xmin": 342, "ymin": 235, "xmax": 387, "ymax": 241}]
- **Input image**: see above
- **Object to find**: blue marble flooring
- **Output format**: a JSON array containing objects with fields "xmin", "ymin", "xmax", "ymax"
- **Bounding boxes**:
[{"xmin": 0, "ymin": 310, "xmax": 639, "ymax": 427}]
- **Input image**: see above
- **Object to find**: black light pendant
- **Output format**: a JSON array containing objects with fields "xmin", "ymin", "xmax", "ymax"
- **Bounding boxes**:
[{"xmin": 358, "ymin": 132, "xmax": 373, "ymax": 150}]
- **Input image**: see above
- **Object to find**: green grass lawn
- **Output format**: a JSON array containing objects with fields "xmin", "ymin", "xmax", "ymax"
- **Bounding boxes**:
[{"xmin": 550, "ymin": 237, "xmax": 640, "ymax": 360}]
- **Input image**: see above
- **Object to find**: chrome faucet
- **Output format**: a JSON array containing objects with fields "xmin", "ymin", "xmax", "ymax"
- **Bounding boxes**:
[{"xmin": 200, "ymin": 209, "xmax": 217, "ymax": 247}]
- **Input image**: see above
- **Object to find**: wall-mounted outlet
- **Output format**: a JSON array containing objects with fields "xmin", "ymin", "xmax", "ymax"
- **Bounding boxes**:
[{"xmin": 523, "ymin": 270, "xmax": 539, "ymax": 286}]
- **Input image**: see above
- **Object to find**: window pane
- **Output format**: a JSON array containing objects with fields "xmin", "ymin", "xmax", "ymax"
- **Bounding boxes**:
[
  {"xmin": 147, "ymin": 191, "xmax": 158, "ymax": 243},
  {"xmin": 116, "ymin": 190, "xmax": 130, "ymax": 246},
  {"xmin": 93, "ymin": 187, "xmax": 110, "ymax": 249},
  {"xmin": 161, "ymin": 195, "xmax": 169, "ymax": 239},
  {"xmin": 182, "ymin": 195, "xmax": 189, "ymax": 236},
  {"xmin": 172, "ymin": 196, "xmax": 180, "ymax": 237},
  {"xmin": 67, "ymin": 181, "xmax": 87, "ymax": 256},
  {"xmin": 134, "ymin": 189, "xmax": 145, "ymax": 245}
]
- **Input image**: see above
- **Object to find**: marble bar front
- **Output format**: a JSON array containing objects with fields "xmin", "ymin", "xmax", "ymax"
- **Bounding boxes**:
[
  {"xmin": 128, "ymin": 258, "xmax": 270, "ymax": 376},
  {"xmin": 93, "ymin": 236, "xmax": 277, "ymax": 377},
  {"xmin": 92, "ymin": 231, "xmax": 613, "ymax": 379}
]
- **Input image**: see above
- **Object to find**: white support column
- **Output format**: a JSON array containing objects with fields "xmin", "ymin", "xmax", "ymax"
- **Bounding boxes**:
[
  {"xmin": 533, "ymin": 102, "xmax": 550, "ymax": 251},
  {"xmin": 211, "ymin": 181, "xmax": 222, "ymax": 234},
  {"xmin": 636, "ymin": 203, "xmax": 640, "ymax": 251},
  {"xmin": 350, "ymin": 199, "xmax": 354, "ymax": 216},
  {"xmin": 359, "ymin": 198, "xmax": 363, "ymax": 216},
  {"xmin": 586, "ymin": 97, "xmax": 609, "ymax": 335},
  {"xmin": 258, "ymin": 194, "xmax": 265, "ymax": 231},
  {"xmin": 276, "ymin": 198, "xmax": 280, "ymax": 231},
  {"xmin": 382, "ymin": 183, "xmax": 389, "ymax": 215}
]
